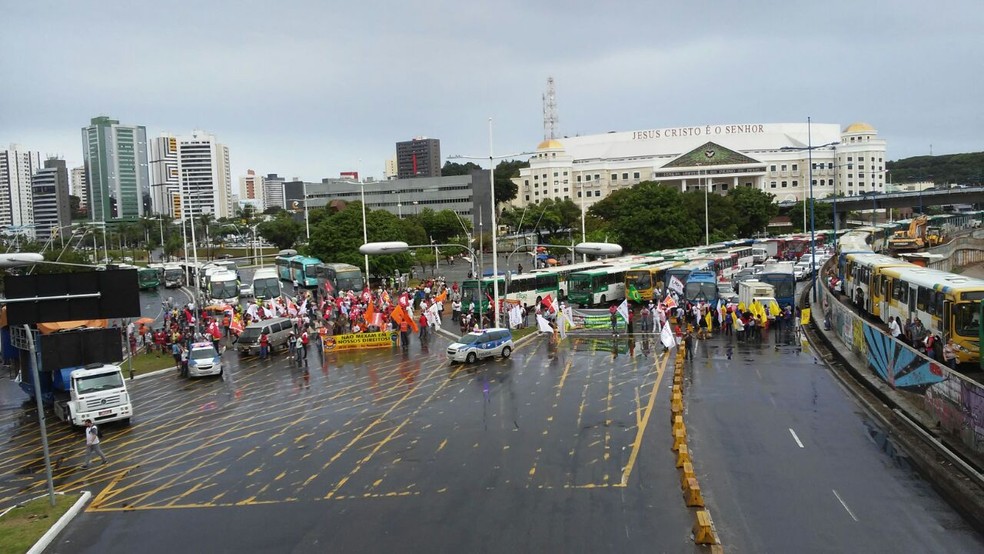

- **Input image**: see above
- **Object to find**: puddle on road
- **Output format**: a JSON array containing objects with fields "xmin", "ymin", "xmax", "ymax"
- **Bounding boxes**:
[{"xmin": 861, "ymin": 417, "xmax": 913, "ymax": 472}]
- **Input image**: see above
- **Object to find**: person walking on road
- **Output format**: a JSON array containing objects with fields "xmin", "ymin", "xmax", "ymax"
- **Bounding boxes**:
[{"xmin": 80, "ymin": 419, "xmax": 108, "ymax": 469}]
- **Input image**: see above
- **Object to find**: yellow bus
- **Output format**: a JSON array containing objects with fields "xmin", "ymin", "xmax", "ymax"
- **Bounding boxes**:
[
  {"xmin": 879, "ymin": 266, "xmax": 984, "ymax": 365},
  {"xmin": 842, "ymin": 252, "xmax": 915, "ymax": 319},
  {"xmin": 624, "ymin": 261, "xmax": 683, "ymax": 302}
]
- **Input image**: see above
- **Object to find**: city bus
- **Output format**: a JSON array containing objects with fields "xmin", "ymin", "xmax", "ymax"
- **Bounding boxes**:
[
  {"xmin": 251, "ymin": 267, "xmax": 283, "ymax": 300},
  {"xmin": 879, "ymin": 265, "xmax": 984, "ymax": 366},
  {"xmin": 163, "ymin": 264, "xmax": 184, "ymax": 288},
  {"xmin": 624, "ymin": 260, "xmax": 683, "ymax": 302},
  {"xmin": 663, "ymin": 259, "xmax": 716, "ymax": 298},
  {"xmin": 755, "ymin": 262, "xmax": 796, "ymax": 309},
  {"xmin": 137, "ymin": 267, "xmax": 161, "ymax": 290},
  {"xmin": 683, "ymin": 270, "xmax": 719, "ymax": 304},
  {"xmin": 529, "ymin": 260, "xmax": 610, "ymax": 300},
  {"xmin": 207, "ymin": 270, "xmax": 240, "ymax": 305},
  {"xmin": 504, "ymin": 271, "xmax": 560, "ymax": 307},
  {"xmin": 289, "ymin": 256, "xmax": 321, "ymax": 288},
  {"xmin": 567, "ymin": 263, "xmax": 642, "ymax": 308},
  {"xmin": 316, "ymin": 262, "xmax": 365, "ymax": 296},
  {"xmin": 461, "ymin": 276, "xmax": 503, "ymax": 314},
  {"xmin": 275, "ymin": 253, "xmax": 297, "ymax": 281}
]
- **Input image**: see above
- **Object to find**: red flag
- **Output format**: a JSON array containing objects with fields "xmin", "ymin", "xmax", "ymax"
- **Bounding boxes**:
[
  {"xmin": 392, "ymin": 305, "xmax": 418, "ymax": 332},
  {"xmin": 365, "ymin": 301, "xmax": 376, "ymax": 325},
  {"xmin": 399, "ymin": 293, "xmax": 409, "ymax": 308},
  {"xmin": 541, "ymin": 294, "xmax": 554, "ymax": 313},
  {"xmin": 362, "ymin": 288, "xmax": 371, "ymax": 303}
]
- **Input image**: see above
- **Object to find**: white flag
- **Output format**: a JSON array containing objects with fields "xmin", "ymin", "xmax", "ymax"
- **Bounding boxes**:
[
  {"xmin": 557, "ymin": 310, "xmax": 568, "ymax": 340},
  {"xmin": 616, "ymin": 299, "xmax": 629, "ymax": 323},
  {"xmin": 536, "ymin": 314, "xmax": 554, "ymax": 334},
  {"xmin": 669, "ymin": 276, "xmax": 685, "ymax": 295},
  {"xmin": 660, "ymin": 321, "xmax": 675, "ymax": 350}
]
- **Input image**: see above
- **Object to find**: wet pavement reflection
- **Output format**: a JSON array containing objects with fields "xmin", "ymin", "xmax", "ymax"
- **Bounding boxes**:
[{"xmin": 0, "ymin": 332, "xmax": 674, "ymax": 512}]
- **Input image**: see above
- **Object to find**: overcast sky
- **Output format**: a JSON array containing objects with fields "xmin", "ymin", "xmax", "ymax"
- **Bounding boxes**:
[{"xmin": 2, "ymin": 0, "xmax": 982, "ymax": 183}]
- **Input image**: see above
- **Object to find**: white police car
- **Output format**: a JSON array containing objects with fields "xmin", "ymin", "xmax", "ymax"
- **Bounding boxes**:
[
  {"xmin": 447, "ymin": 328, "xmax": 513, "ymax": 364},
  {"xmin": 188, "ymin": 342, "xmax": 223, "ymax": 377}
]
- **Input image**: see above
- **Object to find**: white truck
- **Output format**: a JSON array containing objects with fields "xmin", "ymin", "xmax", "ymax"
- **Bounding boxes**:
[
  {"xmin": 738, "ymin": 280, "xmax": 779, "ymax": 315},
  {"xmin": 20, "ymin": 363, "xmax": 133, "ymax": 426}
]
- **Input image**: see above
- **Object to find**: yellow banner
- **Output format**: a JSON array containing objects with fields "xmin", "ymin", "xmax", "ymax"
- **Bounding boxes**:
[
  {"xmin": 324, "ymin": 330, "xmax": 398, "ymax": 351},
  {"xmin": 801, "ymin": 308, "xmax": 811, "ymax": 326}
]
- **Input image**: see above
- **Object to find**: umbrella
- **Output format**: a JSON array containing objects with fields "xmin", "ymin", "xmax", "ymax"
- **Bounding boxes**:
[{"xmin": 135, "ymin": 317, "xmax": 155, "ymax": 325}]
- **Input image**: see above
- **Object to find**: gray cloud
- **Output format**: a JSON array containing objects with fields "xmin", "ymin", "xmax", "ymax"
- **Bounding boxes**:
[{"xmin": 2, "ymin": 0, "xmax": 981, "ymax": 182}]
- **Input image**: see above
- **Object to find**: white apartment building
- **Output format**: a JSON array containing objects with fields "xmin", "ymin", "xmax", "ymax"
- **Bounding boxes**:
[
  {"xmin": 238, "ymin": 169, "xmax": 264, "ymax": 210},
  {"xmin": 149, "ymin": 134, "xmax": 179, "ymax": 217},
  {"xmin": 70, "ymin": 165, "xmax": 87, "ymax": 207},
  {"xmin": 153, "ymin": 131, "xmax": 233, "ymax": 220},
  {"xmin": 0, "ymin": 145, "xmax": 42, "ymax": 232},
  {"xmin": 512, "ymin": 122, "xmax": 887, "ymax": 210}
]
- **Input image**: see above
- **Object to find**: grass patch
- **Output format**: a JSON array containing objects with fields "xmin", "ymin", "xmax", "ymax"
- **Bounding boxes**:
[
  {"xmin": 0, "ymin": 493, "xmax": 78, "ymax": 553},
  {"xmin": 511, "ymin": 326, "xmax": 539, "ymax": 341},
  {"xmin": 121, "ymin": 352, "xmax": 177, "ymax": 377}
]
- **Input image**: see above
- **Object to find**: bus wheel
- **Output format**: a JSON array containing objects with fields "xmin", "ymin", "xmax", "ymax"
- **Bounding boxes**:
[
  {"xmin": 535, "ymin": 296, "xmax": 542, "ymax": 306},
  {"xmin": 600, "ymin": 295, "xmax": 607, "ymax": 307}
]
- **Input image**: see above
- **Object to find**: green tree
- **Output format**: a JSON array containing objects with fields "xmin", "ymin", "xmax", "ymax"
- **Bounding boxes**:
[
  {"xmin": 258, "ymin": 212, "xmax": 304, "ymax": 250},
  {"xmin": 306, "ymin": 202, "xmax": 423, "ymax": 279},
  {"xmin": 679, "ymin": 190, "xmax": 739, "ymax": 243},
  {"xmin": 589, "ymin": 182, "xmax": 701, "ymax": 251},
  {"xmin": 784, "ymin": 201, "xmax": 833, "ymax": 233},
  {"xmin": 69, "ymin": 195, "xmax": 85, "ymax": 220},
  {"xmin": 442, "ymin": 161, "xmax": 483, "ymax": 176},
  {"xmin": 493, "ymin": 159, "xmax": 528, "ymax": 206},
  {"xmin": 728, "ymin": 187, "xmax": 778, "ymax": 237}
]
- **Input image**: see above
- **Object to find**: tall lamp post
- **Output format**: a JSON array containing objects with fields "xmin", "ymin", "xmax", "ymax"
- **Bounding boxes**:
[
  {"xmin": 780, "ymin": 124, "xmax": 839, "ymax": 303},
  {"xmin": 449, "ymin": 119, "xmax": 535, "ymax": 326},
  {"xmin": 578, "ymin": 182, "xmax": 587, "ymax": 263}
]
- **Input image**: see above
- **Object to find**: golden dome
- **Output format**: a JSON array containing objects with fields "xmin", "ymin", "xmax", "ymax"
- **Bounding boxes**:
[
  {"xmin": 537, "ymin": 138, "xmax": 564, "ymax": 150},
  {"xmin": 843, "ymin": 122, "xmax": 875, "ymax": 133}
]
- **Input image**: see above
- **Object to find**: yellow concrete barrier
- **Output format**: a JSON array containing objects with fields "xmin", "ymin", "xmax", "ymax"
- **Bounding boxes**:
[
  {"xmin": 676, "ymin": 444, "xmax": 691, "ymax": 468},
  {"xmin": 684, "ymin": 477, "xmax": 705, "ymax": 507},
  {"xmin": 672, "ymin": 427, "xmax": 686, "ymax": 451},
  {"xmin": 671, "ymin": 397, "xmax": 683, "ymax": 416},
  {"xmin": 679, "ymin": 461, "xmax": 695, "ymax": 489},
  {"xmin": 693, "ymin": 509, "xmax": 718, "ymax": 545},
  {"xmin": 672, "ymin": 384, "xmax": 682, "ymax": 397},
  {"xmin": 673, "ymin": 373, "xmax": 683, "ymax": 386},
  {"xmin": 673, "ymin": 415, "xmax": 686, "ymax": 436}
]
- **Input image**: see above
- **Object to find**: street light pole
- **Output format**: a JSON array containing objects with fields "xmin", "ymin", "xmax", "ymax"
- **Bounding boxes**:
[
  {"xmin": 704, "ymin": 171, "xmax": 710, "ymax": 246},
  {"xmin": 488, "ymin": 118, "xmax": 503, "ymax": 327},
  {"xmin": 808, "ymin": 117, "xmax": 818, "ymax": 303},
  {"xmin": 303, "ymin": 182, "xmax": 310, "ymax": 241},
  {"xmin": 579, "ymin": 182, "xmax": 587, "ymax": 263},
  {"xmin": 360, "ymin": 180, "xmax": 369, "ymax": 284}
]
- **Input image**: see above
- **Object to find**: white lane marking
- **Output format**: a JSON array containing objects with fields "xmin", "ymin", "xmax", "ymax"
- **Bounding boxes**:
[
  {"xmin": 832, "ymin": 489, "xmax": 859, "ymax": 522},
  {"xmin": 788, "ymin": 428, "xmax": 804, "ymax": 448}
]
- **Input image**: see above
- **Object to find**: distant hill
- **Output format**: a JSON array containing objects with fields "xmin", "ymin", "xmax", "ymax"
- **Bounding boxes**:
[{"xmin": 887, "ymin": 152, "xmax": 984, "ymax": 186}]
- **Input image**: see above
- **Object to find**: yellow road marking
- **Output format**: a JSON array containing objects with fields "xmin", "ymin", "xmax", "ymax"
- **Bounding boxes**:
[{"xmin": 620, "ymin": 351, "xmax": 669, "ymax": 486}]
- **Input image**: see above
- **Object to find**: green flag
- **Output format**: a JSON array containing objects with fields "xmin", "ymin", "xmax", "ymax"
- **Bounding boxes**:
[{"xmin": 627, "ymin": 284, "xmax": 642, "ymax": 303}]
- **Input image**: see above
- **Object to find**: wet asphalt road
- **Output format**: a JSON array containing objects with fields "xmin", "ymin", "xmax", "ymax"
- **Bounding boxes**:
[
  {"xmin": 0, "ymin": 272, "xmax": 980, "ymax": 551},
  {"xmin": 23, "ymin": 332, "xmax": 697, "ymax": 553}
]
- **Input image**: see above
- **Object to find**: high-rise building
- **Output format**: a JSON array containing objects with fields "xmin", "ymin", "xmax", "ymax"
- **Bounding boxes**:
[
  {"xmin": 263, "ymin": 173, "xmax": 286, "ymax": 211},
  {"xmin": 0, "ymin": 144, "xmax": 42, "ymax": 232},
  {"xmin": 81, "ymin": 116, "xmax": 149, "ymax": 221},
  {"xmin": 31, "ymin": 158, "xmax": 71, "ymax": 241},
  {"xmin": 384, "ymin": 158, "xmax": 398, "ymax": 180},
  {"xmin": 70, "ymin": 165, "xmax": 87, "ymax": 208},
  {"xmin": 396, "ymin": 137, "xmax": 441, "ymax": 179},
  {"xmin": 176, "ymin": 130, "xmax": 232, "ymax": 219},
  {"xmin": 239, "ymin": 169, "xmax": 263, "ymax": 209},
  {"xmin": 149, "ymin": 134, "xmax": 179, "ymax": 217}
]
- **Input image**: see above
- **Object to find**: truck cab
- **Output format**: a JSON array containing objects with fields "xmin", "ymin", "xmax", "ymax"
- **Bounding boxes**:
[{"xmin": 20, "ymin": 363, "xmax": 133, "ymax": 426}]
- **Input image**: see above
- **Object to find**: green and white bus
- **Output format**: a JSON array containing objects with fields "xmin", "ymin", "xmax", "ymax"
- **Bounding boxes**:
[
  {"xmin": 529, "ymin": 260, "xmax": 610, "ymax": 300},
  {"xmin": 567, "ymin": 263, "xmax": 644, "ymax": 308},
  {"xmin": 462, "ymin": 271, "xmax": 562, "ymax": 312}
]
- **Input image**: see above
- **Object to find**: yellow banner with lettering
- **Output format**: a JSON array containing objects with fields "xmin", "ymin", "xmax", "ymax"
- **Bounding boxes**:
[{"xmin": 323, "ymin": 330, "xmax": 398, "ymax": 351}]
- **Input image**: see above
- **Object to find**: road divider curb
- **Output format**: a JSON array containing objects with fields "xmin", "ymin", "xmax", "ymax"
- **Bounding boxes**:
[
  {"xmin": 26, "ymin": 491, "xmax": 91, "ymax": 554},
  {"xmin": 671, "ymin": 346, "xmax": 722, "ymax": 547}
]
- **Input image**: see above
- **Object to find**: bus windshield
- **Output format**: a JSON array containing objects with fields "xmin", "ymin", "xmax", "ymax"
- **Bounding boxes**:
[
  {"xmin": 210, "ymin": 281, "xmax": 238, "ymax": 299},
  {"xmin": 626, "ymin": 271, "xmax": 652, "ymax": 289},
  {"xmin": 164, "ymin": 268, "xmax": 182, "ymax": 280},
  {"xmin": 569, "ymin": 276, "xmax": 593, "ymax": 293},
  {"xmin": 461, "ymin": 282, "xmax": 482, "ymax": 305},
  {"xmin": 953, "ymin": 302, "xmax": 981, "ymax": 337},
  {"xmin": 253, "ymin": 278, "xmax": 280, "ymax": 299},
  {"xmin": 336, "ymin": 271, "xmax": 364, "ymax": 292},
  {"xmin": 685, "ymin": 281, "xmax": 718, "ymax": 302}
]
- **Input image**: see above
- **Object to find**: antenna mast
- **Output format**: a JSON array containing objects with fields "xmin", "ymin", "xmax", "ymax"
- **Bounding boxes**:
[{"xmin": 542, "ymin": 77, "xmax": 558, "ymax": 140}]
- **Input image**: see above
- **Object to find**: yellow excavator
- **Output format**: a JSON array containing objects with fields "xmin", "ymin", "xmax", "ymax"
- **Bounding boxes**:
[{"xmin": 888, "ymin": 215, "xmax": 929, "ymax": 253}]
